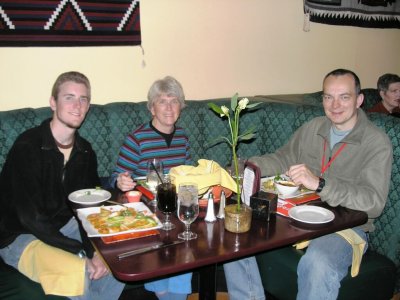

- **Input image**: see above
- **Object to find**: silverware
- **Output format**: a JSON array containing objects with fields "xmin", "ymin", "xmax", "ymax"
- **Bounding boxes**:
[
  {"xmin": 105, "ymin": 199, "xmax": 129, "ymax": 208},
  {"xmin": 117, "ymin": 240, "xmax": 185, "ymax": 259}
]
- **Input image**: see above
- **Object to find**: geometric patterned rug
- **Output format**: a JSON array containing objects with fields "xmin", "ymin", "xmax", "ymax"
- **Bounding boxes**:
[
  {"xmin": 0, "ymin": 0, "xmax": 141, "ymax": 46},
  {"xmin": 304, "ymin": 0, "xmax": 400, "ymax": 29}
]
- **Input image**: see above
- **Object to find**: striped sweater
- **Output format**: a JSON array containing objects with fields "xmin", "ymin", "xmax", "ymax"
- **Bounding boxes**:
[{"xmin": 110, "ymin": 122, "xmax": 192, "ymax": 187}]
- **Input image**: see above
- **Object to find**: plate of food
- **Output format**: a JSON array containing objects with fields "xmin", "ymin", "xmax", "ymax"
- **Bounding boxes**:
[
  {"xmin": 260, "ymin": 175, "xmax": 314, "ymax": 199},
  {"xmin": 77, "ymin": 202, "xmax": 162, "ymax": 237},
  {"xmin": 288, "ymin": 205, "xmax": 335, "ymax": 224},
  {"xmin": 68, "ymin": 188, "xmax": 111, "ymax": 205}
]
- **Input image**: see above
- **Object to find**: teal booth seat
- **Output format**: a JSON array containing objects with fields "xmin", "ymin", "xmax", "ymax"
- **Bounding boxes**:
[
  {"xmin": 0, "ymin": 257, "xmax": 67, "ymax": 300},
  {"xmin": 257, "ymin": 247, "xmax": 396, "ymax": 300}
]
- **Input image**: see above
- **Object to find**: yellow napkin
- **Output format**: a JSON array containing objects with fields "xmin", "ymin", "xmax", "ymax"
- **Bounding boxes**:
[
  {"xmin": 169, "ymin": 159, "xmax": 237, "ymax": 195},
  {"xmin": 293, "ymin": 229, "xmax": 366, "ymax": 277},
  {"xmin": 18, "ymin": 240, "xmax": 85, "ymax": 296}
]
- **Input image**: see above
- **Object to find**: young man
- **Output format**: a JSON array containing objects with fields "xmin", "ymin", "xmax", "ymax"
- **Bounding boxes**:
[
  {"xmin": 249, "ymin": 69, "xmax": 392, "ymax": 299},
  {"xmin": 0, "ymin": 71, "xmax": 125, "ymax": 299},
  {"xmin": 368, "ymin": 73, "xmax": 400, "ymax": 116}
]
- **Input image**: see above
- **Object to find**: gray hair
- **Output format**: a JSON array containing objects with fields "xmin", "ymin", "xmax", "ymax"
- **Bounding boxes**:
[
  {"xmin": 377, "ymin": 73, "xmax": 400, "ymax": 92},
  {"xmin": 147, "ymin": 76, "xmax": 186, "ymax": 110}
]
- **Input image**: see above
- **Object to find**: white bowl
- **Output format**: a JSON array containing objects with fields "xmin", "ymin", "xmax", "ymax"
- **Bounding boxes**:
[{"xmin": 274, "ymin": 179, "xmax": 299, "ymax": 196}]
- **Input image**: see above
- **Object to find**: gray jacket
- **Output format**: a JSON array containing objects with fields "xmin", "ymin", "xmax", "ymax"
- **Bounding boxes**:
[{"xmin": 249, "ymin": 109, "xmax": 392, "ymax": 232}]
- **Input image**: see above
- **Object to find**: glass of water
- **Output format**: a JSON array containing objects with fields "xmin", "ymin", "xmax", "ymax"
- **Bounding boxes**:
[
  {"xmin": 146, "ymin": 158, "xmax": 163, "ymax": 206},
  {"xmin": 177, "ymin": 182, "xmax": 199, "ymax": 240}
]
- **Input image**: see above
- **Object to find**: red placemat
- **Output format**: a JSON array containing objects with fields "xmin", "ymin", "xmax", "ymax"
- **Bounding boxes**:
[{"xmin": 101, "ymin": 230, "xmax": 160, "ymax": 244}]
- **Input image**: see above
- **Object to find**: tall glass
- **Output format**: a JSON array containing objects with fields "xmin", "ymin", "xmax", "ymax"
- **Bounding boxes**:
[
  {"xmin": 157, "ymin": 178, "xmax": 177, "ymax": 230},
  {"xmin": 147, "ymin": 158, "xmax": 163, "ymax": 206},
  {"xmin": 177, "ymin": 183, "xmax": 199, "ymax": 240}
]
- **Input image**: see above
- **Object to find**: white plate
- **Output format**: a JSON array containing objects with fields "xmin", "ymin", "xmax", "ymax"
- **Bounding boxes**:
[
  {"xmin": 68, "ymin": 188, "xmax": 111, "ymax": 205},
  {"xmin": 77, "ymin": 202, "xmax": 162, "ymax": 237},
  {"xmin": 288, "ymin": 205, "xmax": 335, "ymax": 224},
  {"xmin": 260, "ymin": 176, "xmax": 314, "ymax": 199}
]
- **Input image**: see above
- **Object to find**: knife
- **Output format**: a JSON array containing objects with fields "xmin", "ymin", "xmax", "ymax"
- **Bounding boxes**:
[{"xmin": 117, "ymin": 240, "xmax": 185, "ymax": 259}]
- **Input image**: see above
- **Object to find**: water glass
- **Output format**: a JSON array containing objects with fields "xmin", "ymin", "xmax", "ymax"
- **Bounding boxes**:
[
  {"xmin": 146, "ymin": 158, "xmax": 163, "ymax": 206},
  {"xmin": 177, "ymin": 183, "xmax": 199, "ymax": 240}
]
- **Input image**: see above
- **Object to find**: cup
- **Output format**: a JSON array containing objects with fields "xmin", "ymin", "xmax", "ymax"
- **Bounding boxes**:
[
  {"xmin": 125, "ymin": 190, "xmax": 142, "ymax": 203},
  {"xmin": 146, "ymin": 158, "xmax": 164, "ymax": 193}
]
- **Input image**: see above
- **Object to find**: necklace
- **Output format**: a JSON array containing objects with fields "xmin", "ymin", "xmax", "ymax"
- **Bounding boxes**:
[{"xmin": 55, "ymin": 138, "xmax": 74, "ymax": 149}]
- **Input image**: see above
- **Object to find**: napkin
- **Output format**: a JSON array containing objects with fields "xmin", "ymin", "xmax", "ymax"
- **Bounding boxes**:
[
  {"xmin": 169, "ymin": 159, "xmax": 237, "ymax": 195},
  {"xmin": 18, "ymin": 240, "xmax": 85, "ymax": 296},
  {"xmin": 293, "ymin": 228, "xmax": 366, "ymax": 277}
]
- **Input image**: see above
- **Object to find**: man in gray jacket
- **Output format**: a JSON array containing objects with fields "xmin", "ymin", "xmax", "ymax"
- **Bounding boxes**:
[{"xmin": 249, "ymin": 68, "xmax": 392, "ymax": 300}]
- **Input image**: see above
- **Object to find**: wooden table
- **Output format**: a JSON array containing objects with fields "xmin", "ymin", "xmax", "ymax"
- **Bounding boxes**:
[{"xmin": 88, "ymin": 195, "xmax": 368, "ymax": 300}]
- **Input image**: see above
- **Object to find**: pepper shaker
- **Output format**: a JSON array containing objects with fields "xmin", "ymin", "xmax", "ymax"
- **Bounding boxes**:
[
  {"xmin": 205, "ymin": 192, "xmax": 217, "ymax": 223},
  {"xmin": 216, "ymin": 190, "xmax": 226, "ymax": 219}
]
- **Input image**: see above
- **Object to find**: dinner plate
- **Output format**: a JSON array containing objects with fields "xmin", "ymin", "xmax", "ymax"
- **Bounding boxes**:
[
  {"xmin": 68, "ymin": 188, "xmax": 111, "ymax": 205},
  {"xmin": 288, "ymin": 205, "xmax": 335, "ymax": 224},
  {"xmin": 77, "ymin": 202, "xmax": 162, "ymax": 237},
  {"xmin": 260, "ymin": 176, "xmax": 314, "ymax": 199}
]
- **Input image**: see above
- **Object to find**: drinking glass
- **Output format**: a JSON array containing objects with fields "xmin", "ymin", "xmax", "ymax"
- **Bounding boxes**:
[
  {"xmin": 147, "ymin": 158, "xmax": 164, "ymax": 206},
  {"xmin": 177, "ymin": 183, "xmax": 199, "ymax": 240},
  {"xmin": 157, "ymin": 177, "xmax": 177, "ymax": 230}
]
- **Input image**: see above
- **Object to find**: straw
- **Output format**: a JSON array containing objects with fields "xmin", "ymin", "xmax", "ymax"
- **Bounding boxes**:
[{"xmin": 151, "ymin": 161, "xmax": 164, "ymax": 184}]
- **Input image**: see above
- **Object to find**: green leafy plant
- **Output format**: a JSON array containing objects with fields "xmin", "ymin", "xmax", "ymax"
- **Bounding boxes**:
[{"xmin": 208, "ymin": 93, "xmax": 261, "ymax": 211}]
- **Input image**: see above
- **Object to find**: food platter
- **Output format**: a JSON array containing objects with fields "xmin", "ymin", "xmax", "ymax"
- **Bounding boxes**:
[
  {"xmin": 68, "ymin": 188, "xmax": 111, "ymax": 205},
  {"xmin": 288, "ymin": 205, "xmax": 335, "ymax": 224},
  {"xmin": 77, "ymin": 202, "xmax": 162, "ymax": 237},
  {"xmin": 260, "ymin": 176, "xmax": 314, "ymax": 199}
]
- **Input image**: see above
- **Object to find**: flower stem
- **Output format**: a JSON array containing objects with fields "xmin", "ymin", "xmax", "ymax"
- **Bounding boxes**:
[{"xmin": 232, "ymin": 145, "xmax": 241, "ymax": 212}]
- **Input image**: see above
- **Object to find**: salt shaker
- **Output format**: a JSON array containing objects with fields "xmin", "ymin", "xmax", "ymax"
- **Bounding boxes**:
[
  {"xmin": 205, "ymin": 192, "xmax": 217, "ymax": 223},
  {"xmin": 216, "ymin": 190, "xmax": 226, "ymax": 219}
]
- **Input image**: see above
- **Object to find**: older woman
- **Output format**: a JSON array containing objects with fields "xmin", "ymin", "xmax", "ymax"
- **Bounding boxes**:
[
  {"xmin": 110, "ymin": 76, "xmax": 191, "ymax": 191},
  {"xmin": 109, "ymin": 76, "xmax": 192, "ymax": 300}
]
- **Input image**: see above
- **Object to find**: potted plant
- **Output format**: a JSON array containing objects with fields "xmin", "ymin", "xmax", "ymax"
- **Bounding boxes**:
[{"xmin": 208, "ymin": 94, "xmax": 261, "ymax": 233}]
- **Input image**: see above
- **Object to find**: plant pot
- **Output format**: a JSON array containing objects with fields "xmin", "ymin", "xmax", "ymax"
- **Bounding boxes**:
[{"xmin": 224, "ymin": 203, "xmax": 252, "ymax": 233}]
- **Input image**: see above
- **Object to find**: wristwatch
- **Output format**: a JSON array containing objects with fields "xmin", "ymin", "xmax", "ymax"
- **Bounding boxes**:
[
  {"xmin": 316, "ymin": 177, "xmax": 325, "ymax": 193},
  {"xmin": 78, "ymin": 249, "xmax": 87, "ymax": 259}
]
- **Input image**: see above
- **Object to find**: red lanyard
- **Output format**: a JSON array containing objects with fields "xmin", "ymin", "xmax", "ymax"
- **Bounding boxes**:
[{"xmin": 320, "ymin": 140, "xmax": 347, "ymax": 176}]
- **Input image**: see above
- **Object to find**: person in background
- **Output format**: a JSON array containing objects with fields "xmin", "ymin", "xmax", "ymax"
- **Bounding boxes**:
[
  {"xmin": 249, "ymin": 69, "xmax": 392, "ymax": 300},
  {"xmin": 0, "ymin": 71, "xmax": 125, "ymax": 299},
  {"xmin": 368, "ymin": 73, "xmax": 400, "ymax": 116},
  {"xmin": 110, "ymin": 76, "xmax": 192, "ymax": 300}
]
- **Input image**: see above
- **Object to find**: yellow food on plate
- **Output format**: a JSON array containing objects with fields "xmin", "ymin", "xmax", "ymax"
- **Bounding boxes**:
[
  {"xmin": 86, "ymin": 206, "xmax": 157, "ymax": 234},
  {"xmin": 262, "ymin": 178, "xmax": 276, "ymax": 191}
]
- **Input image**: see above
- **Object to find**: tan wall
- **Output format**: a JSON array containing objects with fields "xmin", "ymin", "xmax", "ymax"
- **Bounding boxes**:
[{"xmin": 0, "ymin": 0, "xmax": 399, "ymax": 111}]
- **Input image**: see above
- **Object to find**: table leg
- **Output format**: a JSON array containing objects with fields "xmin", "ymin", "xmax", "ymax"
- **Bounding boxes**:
[{"xmin": 198, "ymin": 263, "xmax": 217, "ymax": 300}]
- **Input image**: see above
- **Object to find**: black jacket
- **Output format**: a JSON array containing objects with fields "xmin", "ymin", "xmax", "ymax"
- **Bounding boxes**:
[{"xmin": 0, "ymin": 119, "xmax": 100, "ymax": 256}]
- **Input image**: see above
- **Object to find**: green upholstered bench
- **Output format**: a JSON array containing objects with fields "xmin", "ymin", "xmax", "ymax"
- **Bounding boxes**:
[{"xmin": 257, "ymin": 247, "xmax": 396, "ymax": 300}]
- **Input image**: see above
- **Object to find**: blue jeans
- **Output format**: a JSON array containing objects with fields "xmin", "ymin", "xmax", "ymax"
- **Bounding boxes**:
[
  {"xmin": 0, "ymin": 217, "xmax": 125, "ymax": 300},
  {"xmin": 224, "ymin": 257, "xmax": 265, "ymax": 300},
  {"xmin": 297, "ymin": 227, "xmax": 368, "ymax": 300}
]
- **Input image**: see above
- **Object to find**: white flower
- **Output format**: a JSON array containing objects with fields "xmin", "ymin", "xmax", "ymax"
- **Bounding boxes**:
[
  {"xmin": 238, "ymin": 98, "xmax": 249, "ymax": 110},
  {"xmin": 220, "ymin": 105, "xmax": 229, "ymax": 117}
]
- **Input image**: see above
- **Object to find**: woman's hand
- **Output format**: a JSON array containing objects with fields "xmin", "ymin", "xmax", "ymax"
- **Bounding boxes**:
[{"xmin": 116, "ymin": 171, "xmax": 137, "ymax": 191}]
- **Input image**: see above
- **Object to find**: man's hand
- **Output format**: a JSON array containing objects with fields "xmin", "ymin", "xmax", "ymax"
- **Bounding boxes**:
[
  {"xmin": 86, "ymin": 253, "xmax": 110, "ymax": 280},
  {"xmin": 286, "ymin": 164, "xmax": 319, "ymax": 191},
  {"xmin": 116, "ymin": 171, "xmax": 137, "ymax": 192}
]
